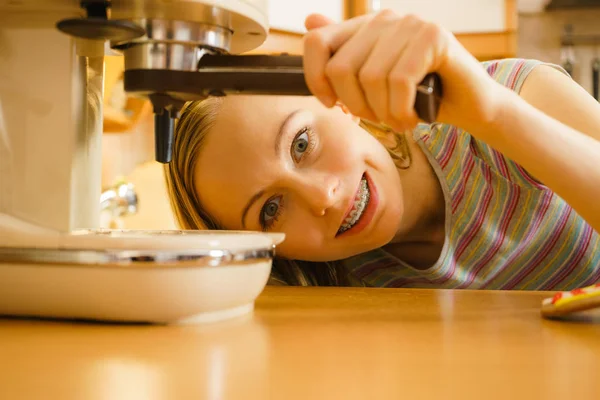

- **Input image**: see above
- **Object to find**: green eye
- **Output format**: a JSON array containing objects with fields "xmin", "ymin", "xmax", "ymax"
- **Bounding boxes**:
[
  {"xmin": 264, "ymin": 202, "xmax": 278, "ymax": 217},
  {"xmin": 260, "ymin": 196, "xmax": 283, "ymax": 230},
  {"xmin": 291, "ymin": 128, "xmax": 311, "ymax": 162}
]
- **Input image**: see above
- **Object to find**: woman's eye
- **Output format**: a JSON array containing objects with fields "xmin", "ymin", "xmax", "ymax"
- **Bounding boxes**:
[
  {"xmin": 291, "ymin": 128, "xmax": 311, "ymax": 163},
  {"xmin": 260, "ymin": 196, "xmax": 283, "ymax": 230}
]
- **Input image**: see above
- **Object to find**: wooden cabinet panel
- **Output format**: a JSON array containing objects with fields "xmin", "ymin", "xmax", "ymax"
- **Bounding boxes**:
[
  {"xmin": 268, "ymin": 0, "xmax": 345, "ymax": 33},
  {"xmin": 247, "ymin": 29, "xmax": 304, "ymax": 55},
  {"xmin": 373, "ymin": 0, "xmax": 506, "ymax": 34}
]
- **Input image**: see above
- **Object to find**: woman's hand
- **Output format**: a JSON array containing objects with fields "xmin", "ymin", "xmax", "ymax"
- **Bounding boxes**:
[{"xmin": 302, "ymin": 11, "xmax": 509, "ymax": 132}]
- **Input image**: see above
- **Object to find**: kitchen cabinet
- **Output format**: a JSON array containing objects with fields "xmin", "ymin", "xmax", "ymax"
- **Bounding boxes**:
[
  {"xmin": 254, "ymin": 0, "xmax": 518, "ymax": 60},
  {"xmin": 103, "ymin": 56, "xmax": 151, "ymax": 134},
  {"xmin": 372, "ymin": 0, "xmax": 506, "ymax": 33},
  {"xmin": 367, "ymin": 0, "xmax": 517, "ymax": 59},
  {"xmin": 268, "ymin": 0, "xmax": 345, "ymax": 33},
  {"xmin": 250, "ymin": 0, "xmax": 347, "ymax": 55}
]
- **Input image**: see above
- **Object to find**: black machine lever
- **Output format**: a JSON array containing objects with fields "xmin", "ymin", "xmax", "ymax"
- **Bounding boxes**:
[{"xmin": 199, "ymin": 54, "xmax": 443, "ymax": 123}]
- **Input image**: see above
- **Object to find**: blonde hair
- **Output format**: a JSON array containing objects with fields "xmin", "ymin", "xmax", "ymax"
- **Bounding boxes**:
[{"xmin": 164, "ymin": 98, "xmax": 412, "ymax": 286}]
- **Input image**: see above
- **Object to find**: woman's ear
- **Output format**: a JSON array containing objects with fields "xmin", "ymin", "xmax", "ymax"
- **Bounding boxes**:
[{"xmin": 336, "ymin": 102, "xmax": 361, "ymax": 124}]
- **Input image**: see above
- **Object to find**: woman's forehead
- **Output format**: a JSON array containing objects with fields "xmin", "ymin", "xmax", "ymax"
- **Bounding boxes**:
[
  {"xmin": 218, "ymin": 96, "xmax": 282, "ymax": 132},
  {"xmin": 218, "ymin": 95, "xmax": 321, "ymax": 125}
]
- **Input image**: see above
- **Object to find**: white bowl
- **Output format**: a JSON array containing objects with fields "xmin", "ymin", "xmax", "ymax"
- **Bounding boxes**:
[{"xmin": 0, "ymin": 229, "xmax": 284, "ymax": 324}]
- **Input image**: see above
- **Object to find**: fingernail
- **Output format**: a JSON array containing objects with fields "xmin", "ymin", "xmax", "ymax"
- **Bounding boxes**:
[{"xmin": 321, "ymin": 94, "xmax": 337, "ymax": 108}]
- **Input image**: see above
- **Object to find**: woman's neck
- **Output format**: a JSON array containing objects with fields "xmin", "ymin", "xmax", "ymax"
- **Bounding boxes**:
[{"xmin": 391, "ymin": 133, "xmax": 446, "ymax": 245}]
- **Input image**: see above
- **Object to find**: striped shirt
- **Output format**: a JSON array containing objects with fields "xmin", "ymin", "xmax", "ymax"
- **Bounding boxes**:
[{"xmin": 339, "ymin": 58, "xmax": 600, "ymax": 290}]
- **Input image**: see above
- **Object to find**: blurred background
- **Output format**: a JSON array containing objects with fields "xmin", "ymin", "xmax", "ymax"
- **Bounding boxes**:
[{"xmin": 100, "ymin": 0, "xmax": 600, "ymax": 230}]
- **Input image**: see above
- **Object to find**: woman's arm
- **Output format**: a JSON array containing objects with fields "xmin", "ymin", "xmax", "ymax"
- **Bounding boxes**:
[
  {"xmin": 520, "ymin": 65, "xmax": 600, "ymax": 143},
  {"xmin": 474, "ymin": 78, "xmax": 600, "ymax": 231}
]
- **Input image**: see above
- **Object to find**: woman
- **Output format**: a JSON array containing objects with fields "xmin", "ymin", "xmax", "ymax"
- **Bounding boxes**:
[{"xmin": 164, "ymin": 11, "xmax": 600, "ymax": 288}]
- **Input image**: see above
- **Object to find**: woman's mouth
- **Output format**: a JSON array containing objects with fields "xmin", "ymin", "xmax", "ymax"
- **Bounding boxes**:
[
  {"xmin": 337, "ymin": 174, "xmax": 375, "ymax": 236},
  {"xmin": 338, "ymin": 177, "xmax": 370, "ymax": 234}
]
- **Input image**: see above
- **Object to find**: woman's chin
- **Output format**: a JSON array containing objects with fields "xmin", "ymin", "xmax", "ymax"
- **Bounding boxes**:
[{"xmin": 277, "ymin": 223, "xmax": 400, "ymax": 262}]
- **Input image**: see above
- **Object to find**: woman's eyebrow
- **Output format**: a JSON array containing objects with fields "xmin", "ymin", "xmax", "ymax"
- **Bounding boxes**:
[
  {"xmin": 274, "ymin": 109, "xmax": 302, "ymax": 153},
  {"xmin": 241, "ymin": 109, "xmax": 302, "ymax": 228}
]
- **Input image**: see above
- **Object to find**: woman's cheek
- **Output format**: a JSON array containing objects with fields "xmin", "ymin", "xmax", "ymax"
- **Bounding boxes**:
[
  {"xmin": 320, "ymin": 132, "xmax": 362, "ymax": 171},
  {"xmin": 278, "ymin": 219, "xmax": 327, "ymax": 258}
]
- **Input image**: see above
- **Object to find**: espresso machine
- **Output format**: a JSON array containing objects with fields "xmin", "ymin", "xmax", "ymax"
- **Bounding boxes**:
[{"xmin": 0, "ymin": 0, "xmax": 440, "ymax": 324}]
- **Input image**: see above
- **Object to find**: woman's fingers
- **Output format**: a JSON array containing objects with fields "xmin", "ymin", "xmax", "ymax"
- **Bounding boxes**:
[
  {"xmin": 303, "ymin": 14, "xmax": 371, "ymax": 107},
  {"xmin": 304, "ymin": 13, "xmax": 336, "ymax": 31},
  {"xmin": 304, "ymin": 10, "xmax": 455, "ymax": 130},
  {"xmin": 324, "ymin": 12, "xmax": 398, "ymax": 121},
  {"xmin": 388, "ymin": 22, "xmax": 447, "ymax": 130},
  {"xmin": 358, "ymin": 14, "xmax": 420, "ymax": 126}
]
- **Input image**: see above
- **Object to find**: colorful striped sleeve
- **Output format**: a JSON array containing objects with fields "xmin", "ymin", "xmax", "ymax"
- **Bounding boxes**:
[{"xmin": 481, "ymin": 58, "xmax": 570, "ymax": 94}]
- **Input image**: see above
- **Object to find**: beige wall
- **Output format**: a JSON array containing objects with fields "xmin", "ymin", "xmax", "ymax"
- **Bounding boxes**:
[{"xmin": 517, "ymin": 8, "xmax": 600, "ymax": 95}]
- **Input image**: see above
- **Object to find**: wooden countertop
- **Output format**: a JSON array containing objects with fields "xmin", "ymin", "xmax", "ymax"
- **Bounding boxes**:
[{"xmin": 0, "ymin": 287, "xmax": 598, "ymax": 399}]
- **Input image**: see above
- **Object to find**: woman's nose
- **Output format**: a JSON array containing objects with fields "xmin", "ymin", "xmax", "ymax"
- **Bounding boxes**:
[{"xmin": 295, "ymin": 173, "xmax": 340, "ymax": 216}]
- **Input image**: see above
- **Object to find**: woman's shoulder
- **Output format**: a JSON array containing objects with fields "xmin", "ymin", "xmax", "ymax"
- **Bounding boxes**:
[{"xmin": 480, "ymin": 58, "xmax": 569, "ymax": 93}]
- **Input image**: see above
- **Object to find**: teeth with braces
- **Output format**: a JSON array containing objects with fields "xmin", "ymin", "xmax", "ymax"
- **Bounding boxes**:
[{"xmin": 338, "ymin": 178, "xmax": 370, "ymax": 234}]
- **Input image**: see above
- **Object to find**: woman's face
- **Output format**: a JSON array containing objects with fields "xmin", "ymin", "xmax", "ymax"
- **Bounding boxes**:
[{"xmin": 194, "ymin": 95, "xmax": 405, "ymax": 261}]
